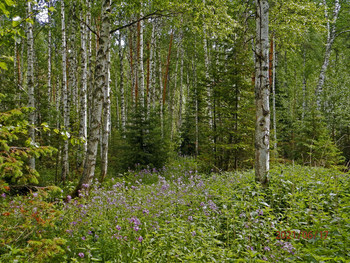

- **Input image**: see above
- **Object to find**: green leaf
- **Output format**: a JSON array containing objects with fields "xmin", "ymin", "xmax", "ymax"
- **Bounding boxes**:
[
  {"xmin": 49, "ymin": 6, "xmax": 55, "ymax": 12},
  {"xmin": 4, "ymin": 0, "xmax": 15, "ymax": 6},
  {"xmin": 0, "ymin": 62, "xmax": 8, "ymax": 70}
]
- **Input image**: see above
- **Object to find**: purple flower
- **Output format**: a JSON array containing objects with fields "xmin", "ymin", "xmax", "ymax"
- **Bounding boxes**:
[
  {"xmin": 33, "ymin": 192, "xmax": 38, "ymax": 197},
  {"xmin": 264, "ymin": 246, "xmax": 270, "ymax": 251},
  {"xmin": 263, "ymin": 256, "xmax": 268, "ymax": 261},
  {"xmin": 191, "ymin": 231, "xmax": 196, "ymax": 236},
  {"xmin": 66, "ymin": 195, "xmax": 71, "ymax": 202},
  {"xmin": 133, "ymin": 226, "xmax": 141, "ymax": 231},
  {"xmin": 188, "ymin": 216, "xmax": 193, "ymax": 221},
  {"xmin": 143, "ymin": 209, "xmax": 149, "ymax": 215},
  {"xmin": 116, "ymin": 225, "xmax": 121, "ymax": 231},
  {"xmin": 239, "ymin": 212, "xmax": 245, "ymax": 218},
  {"xmin": 138, "ymin": 236, "xmax": 143, "ymax": 242},
  {"xmin": 78, "ymin": 252, "xmax": 84, "ymax": 258},
  {"xmin": 82, "ymin": 236, "xmax": 86, "ymax": 241},
  {"xmin": 249, "ymin": 246, "xmax": 254, "ymax": 251},
  {"xmin": 257, "ymin": 209, "xmax": 263, "ymax": 216},
  {"xmin": 1, "ymin": 193, "xmax": 6, "ymax": 198},
  {"xmin": 82, "ymin": 184, "xmax": 89, "ymax": 188}
]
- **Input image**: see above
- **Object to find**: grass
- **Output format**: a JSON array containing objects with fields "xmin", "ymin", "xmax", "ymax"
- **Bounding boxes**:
[{"xmin": 0, "ymin": 161, "xmax": 349, "ymax": 262}]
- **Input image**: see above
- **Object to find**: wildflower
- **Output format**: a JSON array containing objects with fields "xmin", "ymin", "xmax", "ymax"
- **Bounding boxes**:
[
  {"xmin": 82, "ymin": 184, "xmax": 89, "ymax": 188},
  {"xmin": 82, "ymin": 236, "xmax": 86, "ymax": 241},
  {"xmin": 191, "ymin": 231, "xmax": 196, "ymax": 236},
  {"xmin": 138, "ymin": 236, "xmax": 143, "ymax": 242},
  {"xmin": 239, "ymin": 212, "xmax": 245, "ymax": 218},
  {"xmin": 1, "ymin": 193, "xmax": 6, "ymax": 198},
  {"xmin": 78, "ymin": 252, "xmax": 84, "ymax": 258},
  {"xmin": 264, "ymin": 246, "xmax": 271, "ymax": 251},
  {"xmin": 188, "ymin": 216, "xmax": 193, "ymax": 221},
  {"xmin": 142, "ymin": 209, "xmax": 149, "ymax": 215},
  {"xmin": 116, "ymin": 225, "xmax": 121, "ymax": 231},
  {"xmin": 33, "ymin": 192, "xmax": 38, "ymax": 197},
  {"xmin": 263, "ymin": 256, "xmax": 268, "ymax": 261},
  {"xmin": 250, "ymin": 246, "xmax": 254, "ymax": 251},
  {"xmin": 257, "ymin": 209, "xmax": 263, "ymax": 216}
]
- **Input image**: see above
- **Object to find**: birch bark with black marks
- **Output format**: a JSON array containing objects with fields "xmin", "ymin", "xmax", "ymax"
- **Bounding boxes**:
[
  {"xmin": 255, "ymin": 0, "xmax": 270, "ymax": 186},
  {"xmin": 73, "ymin": 0, "xmax": 111, "ymax": 196},
  {"xmin": 47, "ymin": 0, "xmax": 52, "ymax": 104},
  {"xmin": 27, "ymin": 1, "xmax": 35, "ymax": 170},
  {"xmin": 61, "ymin": 0, "xmax": 69, "ymax": 182},
  {"xmin": 203, "ymin": 0, "xmax": 213, "ymax": 131},
  {"xmin": 119, "ymin": 33, "xmax": 126, "ymax": 131},
  {"xmin": 79, "ymin": 2, "xmax": 88, "ymax": 168},
  {"xmin": 178, "ymin": 33, "xmax": 184, "ymax": 129},
  {"xmin": 316, "ymin": 0, "xmax": 341, "ymax": 109},
  {"xmin": 139, "ymin": 12, "xmax": 145, "ymax": 108},
  {"xmin": 100, "ymin": 36, "xmax": 111, "ymax": 182}
]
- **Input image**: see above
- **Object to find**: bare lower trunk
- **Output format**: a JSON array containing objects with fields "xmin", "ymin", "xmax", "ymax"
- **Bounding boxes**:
[
  {"xmin": 139, "ymin": 12, "xmax": 145, "ymax": 108},
  {"xmin": 73, "ymin": 0, "xmax": 111, "ymax": 197},
  {"xmin": 61, "ymin": 0, "xmax": 69, "ymax": 182},
  {"xmin": 119, "ymin": 34, "xmax": 126, "ymax": 131},
  {"xmin": 27, "ymin": 1, "xmax": 35, "ymax": 170},
  {"xmin": 178, "ymin": 36, "xmax": 184, "ymax": 129},
  {"xmin": 255, "ymin": 0, "xmax": 270, "ymax": 186},
  {"xmin": 272, "ymin": 36, "xmax": 277, "ymax": 157},
  {"xmin": 100, "ymin": 39, "xmax": 111, "ymax": 182},
  {"xmin": 316, "ymin": 0, "xmax": 340, "ymax": 109},
  {"xmin": 79, "ymin": 3, "xmax": 88, "ymax": 168}
]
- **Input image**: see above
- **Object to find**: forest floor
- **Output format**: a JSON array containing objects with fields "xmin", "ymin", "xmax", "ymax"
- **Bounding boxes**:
[{"xmin": 1, "ymin": 161, "xmax": 349, "ymax": 262}]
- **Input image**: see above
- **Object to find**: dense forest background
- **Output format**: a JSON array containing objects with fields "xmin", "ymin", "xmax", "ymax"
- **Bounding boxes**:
[{"xmin": 1, "ymin": 0, "xmax": 350, "ymax": 188}]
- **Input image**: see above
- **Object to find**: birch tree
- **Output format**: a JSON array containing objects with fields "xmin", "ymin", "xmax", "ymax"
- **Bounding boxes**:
[
  {"xmin": 255, "ymin": 0, "xmax": 270, "ymax": 186},
  {"xmin": 316, "ymin": 0, "xmax": 341, "ymax": 109},
  {"xmin": 73, "ymin": 0, "xmax": 111, "ymax": 196},
  {"xmin": 27, "ymin": 1, "xmax": 35, "ymax": 170},
  {"xmin": 61, "ymin": 0, "xmax": 69, "ymax": 182}
]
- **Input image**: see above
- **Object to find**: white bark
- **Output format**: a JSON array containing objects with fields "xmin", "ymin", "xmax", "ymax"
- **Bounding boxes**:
[
  {"xmin": 47, "ymin": 0, "xmax": 52, "ymax": 104},
  {"xmin": 255, "ymin": 0, "xmax": 270, "ymax": 186},
  {"xmin": 101, "ymin": 36, "xmax": 111, "ymax": 181},
  {"xmin": 203, "ymin": 0, "xmax": 213, "ymax": 130},
  {"xmin": 27, "ymin": 1, "xmax": 35, "ymax": 170},
  {"xmin": 74, "ymin": 0, "xmax": 111, "ymax": 195},
  {"xmin": 151, "ymin": 21, "xmax": 157, "ymax": 110},
  {"xmin": 61, "ymin": 0, "xmax": 69, "ymax": 182},
  {"xmin": 272, "ymin": 36, "xmax": 277, "ymax": 156},
  {"xmin": 79, "ymin": 3, "xmax": 88, "ymax": 167},
  {"xmin": 139, "ymin": 12, "xmax": 145, "ymax": 108},
  {"xmin": 119, "ymin": 34, "xmax": 126, "ymax": 131},
  {"xmin": 178, "ymin": 35, "xmax": 184, "ymax": 129},
  {"xmin": 316, "ymin": 0, "xmax": 341, "ymax": 109}
]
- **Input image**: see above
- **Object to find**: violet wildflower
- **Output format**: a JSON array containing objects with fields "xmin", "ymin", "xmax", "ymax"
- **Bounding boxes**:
[
  {"xmin": 138, "ymin": 236, "xmax": 143, "ymax": 242},
  {"xmin": 250, "ymin": 246, "xmax": 254, "ymax": 251},
  {"xmin": 191, "ymin": 231, "xmax": 196, "ymax": 236},
  {"xmin": 82, "ymin": 183, "xmax": 89, "ymax": 188},
  {"xmin": 263, "ymin": 256, "xmax": 268, "ymax": 261},
  {"xmin": 78, "ymin": 252, "xmax": 84, "ymax": 258},
  {"xmin": 188, "ymin": 216, "xmax": 193, "ymax": 221},
  {"xmin": 81, "ymin": 236, "xmax": 86, "ymax": 241},
  {"xmin": 33, "ymin": 192, "xmax": 38, "ymax": 197},
  {"xmin": 116, "ymin": 225, "xmax": 121, "ymax": 231},
  {"xmin": 239, "ymin": 212, "xmax": 245, "ymax": 218},
  {"xmin": 1, "ymin": 193, "xmax": 6, "ymax": 198},
  {"xmin": 257, "ymin": 209, "xmax": 263, "ymax": 216},
  {"xmin": 264, "ymin": 246, "xmax": 270, "ymax": 251}
]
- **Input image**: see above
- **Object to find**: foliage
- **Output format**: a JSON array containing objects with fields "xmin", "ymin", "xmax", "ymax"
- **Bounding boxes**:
[
  {"xmin": 1, "ymin": 163, "xmax": 349, "ymax": 262},
  {"xmin": 0, "ymin": 98, "xmax": 56, "ymax": 186}
]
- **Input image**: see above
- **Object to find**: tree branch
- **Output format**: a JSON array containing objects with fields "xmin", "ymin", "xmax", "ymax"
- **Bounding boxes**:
[
  {"xmin": 335, "ymin": 29, "xmax": 350, "ymax": 38},
  {"xmin": 72, "ymin": 13, "xmax": 98, "ymax": 37}
]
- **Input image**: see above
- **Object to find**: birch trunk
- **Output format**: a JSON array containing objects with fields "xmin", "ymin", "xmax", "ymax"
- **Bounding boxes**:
[
  {"xmin": 151, "ymin": 22, "xmax": 157, "ymax": 110},
  {"xmin": 47, "ymin": 1, "xmax": 52, "ymax": 104},
  {"xmin": 100, "ymin": 37, "xmax": 111, "ymax": 182},
  {"xmin": 73, "ymin": 0, "xmax": 111, "ymax": 196},
  {"xmin": 178, "ymin": 35, "xmax": 184, "ymax": 129},
  {"xmin": 272, "ymin": 36, "xmax": 277, "ymax": 157},
  {"xmin": 203, "ymin": 6, "xmax": 213, "ymax": 131},
  {"xmin": 255, "ymin": 0, "xmax": 270, "ymax": 186},
  {"xmin": 27, "ymin": 1, "xmax": 35, "ymax": 170},
  {"xmin": 139, "ymin": 12, "xmax": 145, "ymax": 108},
  {"xmin": 316, "ymin": 0, "xmax": 340, "ymax": 109},
  {"xmin": 61, "ymin": 0, "xmax": 69, "ymax": 182},
  {"xmin": 79, "ymin": 4, "xmax": 88, "ymax": 168},
  {"xmin": 119, "ymin": 33, "xmax": 126, "ymax": 131}
]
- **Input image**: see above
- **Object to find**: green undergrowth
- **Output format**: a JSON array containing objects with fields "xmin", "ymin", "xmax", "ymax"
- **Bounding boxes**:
[{"xmin": 0, "ymin": 164, "xmax": 349, "ymax": 262}]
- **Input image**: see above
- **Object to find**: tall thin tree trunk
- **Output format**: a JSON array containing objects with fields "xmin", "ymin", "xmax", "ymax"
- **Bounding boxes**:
[
  {"xmin": 316, "ymin": 0, "xmax": 340, "ymax": 109},
  {"xmin": 139, "ymin": 12, "xmax": 145, "ymax": 108},
  {"xmin": 61, "ymin": 0, "xmax": 69, "ymax": 182},
  {"xmin": 170, "ymin": 38, "xmax": 180, "ymax": 140},
  {"xmin": 178, "ymin": 34, "xmax": 184, "ymax": 129},
  {"xmin": 150, "ymin": 21, "xmax": 157, "ymax": 110},
  {"xmin": 158, "ymin": 39, "xmax": 164, "ymax": 137},
  {"xmin": 79, "ymin": 3, "xmax": 88, "ymax": 168},
  {"xmin": 272, "ymin": 36, "xmax": 277, "ymax": 157},
  {"xmin": 100, "ymin": 38, "xmax": 111, "ymax": 182},
  {"xmin": 47, "ymin": 1, "xmax": 52, "ymax": 104},
  {"xmin": 119, "ymin": 33, "xmax": 126, "ymax": 131},
  {"xmin": 255, "ymin": 0, "xmax": 270, "ymax": 186},
  {"xmin": 27, "ymin": 1, "xmax": 35, "ymax": 170},
  {"xmin": 73, "ymin": 0, "xmax": 111, "ymax": 196},
  {"xmin": 203, "ymin": 1, "xmax": 213, "ymax": 131}
]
